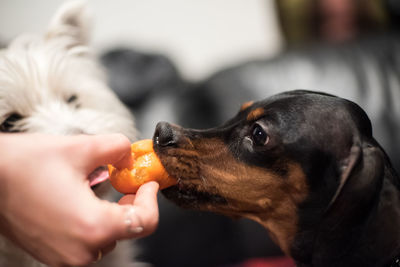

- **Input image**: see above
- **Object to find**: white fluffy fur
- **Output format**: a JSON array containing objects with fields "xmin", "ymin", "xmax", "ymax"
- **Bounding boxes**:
[{"xmin": 0, "ymin": 1, "xmax": 142, "ymax": 266}]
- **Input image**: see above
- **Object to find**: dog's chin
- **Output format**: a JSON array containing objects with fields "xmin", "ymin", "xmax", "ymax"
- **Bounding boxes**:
[
  {"xmin": 155, "ymin": 147, "xmax": 229, "ymax": 211},
  {"xmin": 161, "ymin": 184, "xmax": 228, "ymax": 211}
]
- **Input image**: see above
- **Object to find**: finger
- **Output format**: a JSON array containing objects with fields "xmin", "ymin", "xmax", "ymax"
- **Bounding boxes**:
[
  {"xmin": 101, "ymin": 182, "xmax": 159, "ymax": 241},
  {"xmin": 113, "ymin": 152, "xmax": 133, "ymax": 170},
  {"xmin": 118, "ymin": 194, "xmax": 136, "ymax": 205},
  {"xmin": 127, "ymin": 182, "xmax": 160, "ymax": 238},
  {"xmin": 77, "ymin": 134, "xmax": 133, "ymax": 173},
  {"xmin": 132, "ymin": 182, "xmax": 160, "ymax": 218}
]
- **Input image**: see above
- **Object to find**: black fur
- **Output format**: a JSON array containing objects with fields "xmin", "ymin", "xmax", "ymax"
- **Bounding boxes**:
[{"xmin": 155, "ymin": 90, "xmax": 400, "ymax": 267}]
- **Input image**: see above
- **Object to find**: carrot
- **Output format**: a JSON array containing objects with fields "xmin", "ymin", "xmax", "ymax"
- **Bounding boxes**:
[{"xmin": 108, "ymin": 139, "xmax": 176, "ymax": 194}]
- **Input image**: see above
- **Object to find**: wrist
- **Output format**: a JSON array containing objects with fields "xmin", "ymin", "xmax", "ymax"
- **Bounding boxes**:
[
  {"xmin": 0, "ymin": 134, "xmax": 11, "ymax": 180},
  {"xmin": 0, "ymin": 134, "xmax": 23, "ymax": 190},
  {"xmin": 0, "ymin": 134, "xmax": 15, "ymax": 212}
]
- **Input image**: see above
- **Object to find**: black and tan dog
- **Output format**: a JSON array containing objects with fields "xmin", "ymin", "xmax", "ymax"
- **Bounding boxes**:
[{"xmin": 153, "ymin": 90, "xmax": 400, "ymax": 267}]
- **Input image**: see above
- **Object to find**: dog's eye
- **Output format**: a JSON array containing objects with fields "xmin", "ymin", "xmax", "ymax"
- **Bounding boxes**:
[
  {"xmin": 0, "ymin": 113, "xmax": 23, "ymax": 132},
  {"xmin": 251, "ymin": 123, "xmax": 269, "ymax": 146},
  {"xmin": 66, "ymin": 94, "xmax": 78, "ymax": 103}
]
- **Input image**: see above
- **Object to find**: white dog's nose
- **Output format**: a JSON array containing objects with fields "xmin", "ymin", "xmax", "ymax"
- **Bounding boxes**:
[{"xmin": 66, "ymin": 127, "xmax": 86, "ymax": 135}]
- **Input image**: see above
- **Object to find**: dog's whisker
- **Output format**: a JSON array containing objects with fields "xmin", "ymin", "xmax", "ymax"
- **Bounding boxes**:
[
  {"xmin": 227, "ymin": 138, "xmax": 242, "ymax": 159},
  {"xmin": 199, "ymin": 174, "xmax": 207, "ymax": 186}
]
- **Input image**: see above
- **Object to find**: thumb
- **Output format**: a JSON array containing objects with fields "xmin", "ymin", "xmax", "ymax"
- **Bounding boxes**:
[
  {"xmin": 102, "ymin": 182, "xmax": 159, "ymax": 241},
  {"xmin": 79, "ymin": 134, "xmax": 133, "ymax": 173}
]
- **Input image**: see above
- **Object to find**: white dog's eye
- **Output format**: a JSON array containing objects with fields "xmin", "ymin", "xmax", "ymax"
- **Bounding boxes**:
[
  {"xmin": 66, "ymin": 95, "xmax": 81, "ymax": 108},
  {"xmin": 66, "ymin": 94, "xmax": 78, "ymax": 103},
  {"xmin": 0, "ymin": 113, "xmax": 23, "ymax": 132}
]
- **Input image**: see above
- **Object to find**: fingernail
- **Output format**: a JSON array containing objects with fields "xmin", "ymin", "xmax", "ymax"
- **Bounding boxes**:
[{"xmin": 130, "ymin": 227, "xmax": 143, "ymax": 234}]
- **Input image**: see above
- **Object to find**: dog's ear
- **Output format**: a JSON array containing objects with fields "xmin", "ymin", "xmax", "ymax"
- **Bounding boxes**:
[
  {"xmin": 326, "ymin": 139, "xmax": 384, "ymax": 213},
  {"xmin": 45, "ymin": 0, "xmax": 91, "ymax": 46}
]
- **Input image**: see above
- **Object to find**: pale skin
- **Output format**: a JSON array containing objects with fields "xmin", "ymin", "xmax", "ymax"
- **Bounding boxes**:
[{"xmin": 0, "ymin": 133, "xmax": 159, "ymax": 267}]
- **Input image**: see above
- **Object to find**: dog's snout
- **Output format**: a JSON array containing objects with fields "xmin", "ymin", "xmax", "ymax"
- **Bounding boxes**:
[
  {"xmin": 155, "ymin": 122, "xmax": 176, "ymax": 146},
  {"xmin": 68, "ymin": 127, "xmax": 87, "ymax": 135}
]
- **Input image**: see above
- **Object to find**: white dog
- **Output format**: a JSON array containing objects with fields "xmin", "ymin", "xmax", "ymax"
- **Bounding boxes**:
[{"xmin": 0, "ymin": 1, "xmax": 141, "ymax": 266}]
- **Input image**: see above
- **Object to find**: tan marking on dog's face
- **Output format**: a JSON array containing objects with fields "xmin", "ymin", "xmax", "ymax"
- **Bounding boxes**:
[
  {"xmin": 247, "ymin": 107, "xmax": 265, "ymax": 121},
  {"xmin": 240, "ymin": 101, "xmax": 254, "ymax": 111},
  {"xmin": 252, "ymin": 163, "xmax": 308, "ymax": 255},
  {"xmin": 158, "ymin": 137, "xmax": 308, "ymax": 255}
]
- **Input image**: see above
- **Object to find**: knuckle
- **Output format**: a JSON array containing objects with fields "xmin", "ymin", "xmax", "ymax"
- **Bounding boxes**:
[
  {"xmin": 57, "ymin": 248, "xmax": 94, "ymax": 267},
  {"xmin": 142, "ymin": 211, "xmax": 159, "ymax": 233},
  {"xmin": 68, "ymin": 252, "xmax": 94, "ymax": 266},
  {"xmin": 113, "ymin": 134, "xmax": 131, "ymax": 151},
  {"xmin": 61, "ymin": 135, "xmax": 93, "ymax": 158},
  {"xmin": 76, "ymin": 214, "xmax": 104, "ymax": 244},
  {"xmin": 114, "ymin": 133, "xmax": 130, "ymax": 144}
]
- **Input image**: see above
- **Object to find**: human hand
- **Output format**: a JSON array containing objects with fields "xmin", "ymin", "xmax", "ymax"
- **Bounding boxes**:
[{"xmin": 0, "ymin": 133, "xmax": 159, "ymax": 267}]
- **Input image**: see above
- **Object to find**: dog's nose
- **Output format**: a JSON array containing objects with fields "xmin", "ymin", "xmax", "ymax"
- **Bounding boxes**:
[
  {"xmin": 67, "ymin": 127, "xmax": 86, "ymax": 135},
  {"xmin": 154, "ymin": 122, "xmax": 176, "ymax": 146}
]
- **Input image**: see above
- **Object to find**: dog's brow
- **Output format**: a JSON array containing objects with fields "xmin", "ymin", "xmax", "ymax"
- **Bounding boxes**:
[
  {"xmin": 247, "ymin": 107, "xmax": 265, "ymax": 121},
  {"xmin": 240, "ymin": 101, "xmax": 254, "ymax": 111}
]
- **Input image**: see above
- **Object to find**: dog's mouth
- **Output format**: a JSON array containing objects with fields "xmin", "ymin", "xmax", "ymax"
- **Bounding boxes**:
[
  {"xmin": 157, "ymin": 154, "xmax": 228, "ymax": 209},
  {"xmin": 88, "ymin": 166, "xmax": 109, "ymax": 190},
  {"xmin": 162, "ymin": 183, "xmax": 227, "ymax": 209}
]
